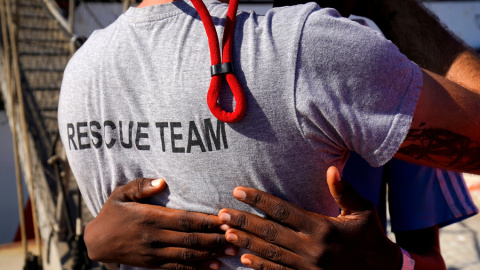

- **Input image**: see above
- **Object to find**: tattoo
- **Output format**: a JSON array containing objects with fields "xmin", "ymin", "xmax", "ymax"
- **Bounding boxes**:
[{"xmin": 398, "ymin": 128, "xmax": 480, "ymax": 171}]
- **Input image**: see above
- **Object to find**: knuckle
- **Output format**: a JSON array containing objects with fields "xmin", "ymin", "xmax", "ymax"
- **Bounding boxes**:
[
  {"xmin": 236, "ymin": 213, "xmax": 248, "ymax": 229},
  {"xmin": 110, "ymin": 185, "xmax": 122, "ymax": 198},
  {"xmin": 207, "ymin": 249, "xmax": 219, "ymax": 258},
  {"xmin": 173, "ymin": 264, "xmax": 193, "ymax": 270},
  {"xmin": 180, "ymin": 264, "xmax": 195, "ymax": 270},
  {"xmin": 133, "ymin": 177, "xmax": 147, "ymax": 200},
  {"xmin": 264, "ymin": 244, "xmax": 283, "ymax": 262},
  {"xmin": 273, "ymin": 264, "xmax": 288, "ymax": 270},
  {"xmin": 179, "ymin": 212, "xmax": 193, "ymax": 231},
  {"xmin": 251, "ymin": 192, "xmax": 262, "ymax": 207},
  {"xmin": 183, "ymin": 233, "xmax": 200, "ymax": 247},
  {"xmin": 111, "ymin": 184, "xmax": 128, "ymax": 201},
  {"xmin": 260, "ymin": 222, "xmax": 279, "ymax": 242},
  {"xmin": 213, "ymin": 234, "xmax": 226, "ymax": 246},
  {"xmin": 200, "ymin": 216, "xmax": 212, "ymax": 231},
  {"xmin": 198, "ymin": 215, "xmax": 215, "ymax": 231},
  {"xmin": 241, "ymin": 235, "xmax": 252, "ymax": 250},
  {"xmin": 254, "ymin": 261, "xmax": 281, "ymax": 270},
  {"xmin": 179, "ymin": 249, "xmax": 194, "ymax": 261},
  {"xmin": 141, "ymin": 235, "xmax": 156, "ymax": 250},
  {"xmin": 270, "ymin": 203, "xmax": 290, "ymax": 222},
  {"xmin": 139, "ymin": 213, "xmax": 156, "ymax": 227}
]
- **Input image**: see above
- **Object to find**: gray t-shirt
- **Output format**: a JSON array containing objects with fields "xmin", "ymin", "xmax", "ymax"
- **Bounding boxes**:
[{"xmin": 58, "ymin": 0, "xmax": 422, "ymax": 269}]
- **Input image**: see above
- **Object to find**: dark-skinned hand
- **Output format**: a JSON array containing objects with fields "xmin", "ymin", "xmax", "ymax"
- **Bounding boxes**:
[
  {"xmin": 84, "ymin": 177, "xmax": 237, "ymax": 270},
  {"xmin": 217, "ymin": 166, "xmax": 403, "ymax": 270}
]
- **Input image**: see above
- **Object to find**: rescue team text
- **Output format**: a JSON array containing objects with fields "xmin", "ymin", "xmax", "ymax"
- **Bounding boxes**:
[{"xmin": 66, "ymin": 119, "xmax": 228, "ymax": 153}]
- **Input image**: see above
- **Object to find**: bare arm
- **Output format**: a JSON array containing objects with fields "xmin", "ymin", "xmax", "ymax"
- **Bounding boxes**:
[
  {"xmin": 284, "ymin": 0, "xmax": 480, "ymax": 173},
  {"xmin": 394, "ymin": 69, "xmax": 480, "ymax": 174},
  {"xmin": 361, "ymin": 0, "xmax": 480, "ymax": 173}
]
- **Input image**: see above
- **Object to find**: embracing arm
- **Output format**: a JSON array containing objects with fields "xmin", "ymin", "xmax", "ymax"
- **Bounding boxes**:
[
  {"xmin": 218, "ymin": 166, "xmax": 450, "ymax": 269},
  {"xmin": 394, "ymin": 69, "xmax": 480, "ymax": 174},
  {"xmin": 84, "ymin": 178, "xmax": 236, "ymax": 269},
  {"xmin": 360, "ymin": 0, "xmax": 480, "ymax": 173},
  {"xmin": 218, "ymin": 167, "xmax": 404, "ymax": 270},
  {"xmin": 395, "ymin": 226, "xmax": 446, "ymax": 270}
]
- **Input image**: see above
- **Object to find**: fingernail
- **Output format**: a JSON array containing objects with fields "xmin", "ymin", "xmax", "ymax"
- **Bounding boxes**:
[
  {"xmin": 220, "ymin": 224, "xmax": 230, "ymax": 231},
  {"xmin": 209, "ymin": 262, "xmax": 220, "ymax": 269},
  {"xmin": 233, "ymin": 189, "xmax": 246, "ymax": 200},
  {"xmin": 224, "ymin": 247, "xmax": 236, "ymax": 256},
  {"xmin": 226, "ymin": 232, "xmax": 238, "ymax": 242},
  {"xmin": 241, "ymin": 257, "xmax": 252, "ymax": 266},
  {"xmin": 151, "ymin": 179, "xmax": 163, "ymax": 186},
  {"xmin": 219, "ymin": 212, "xmax": 231, "ymax": 222}
]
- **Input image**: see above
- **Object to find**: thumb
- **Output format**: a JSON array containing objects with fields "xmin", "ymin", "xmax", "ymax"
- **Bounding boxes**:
[
  {"xmin": 326, "ymin": 166, "xmax": 373, "ymax": 215},
  {"xmin": 117, "ymin": 177, "xmax": 167, "ymax": 202}
]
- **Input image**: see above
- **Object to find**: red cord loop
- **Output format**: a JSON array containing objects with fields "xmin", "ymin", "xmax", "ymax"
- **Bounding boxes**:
[{"xmin": 191, "ymin": 0, "xmax": 246, "ymax": 123}]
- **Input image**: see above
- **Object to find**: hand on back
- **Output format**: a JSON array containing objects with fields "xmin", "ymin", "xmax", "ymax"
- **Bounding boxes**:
[{"xmin": 84, "ymin": 177, "xmax": 237, "ymax": 269}]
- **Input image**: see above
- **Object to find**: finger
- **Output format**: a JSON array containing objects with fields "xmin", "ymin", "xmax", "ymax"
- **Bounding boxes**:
[
  {"xmin": 139, "ymin": 207, "xmax": 224, "ymax": 232},
  {"xmin": 146, "ymin": 231, "xmax": 233, "ymax": 249},
  {"xmin": 218, "ymin": 209, "xmax": 301, "ymax": 250},
  {"xmin": 116, "ymin": 177, "xmax": 167, "ymax": 202},
  {"xmin": 326, "ymin": 166, "xmax": 374, "ymax": 215},
  {"xmin": 144, "ymin": 259, "xmax": 222, "ymax": 270},
  {"xmin": 229, "ymin": 187, "xmax": 309, "ymax": 230},
  {"xmin": 224, "ymin": 228, "xmax": 305, "ymax": 269},
  {"xmin": 151, "ymin": 246, "xmax": 236, "ymax": 263},
  {"xmin": 240, "ymin": 254, "xmax": 295, "ymax": 270}
]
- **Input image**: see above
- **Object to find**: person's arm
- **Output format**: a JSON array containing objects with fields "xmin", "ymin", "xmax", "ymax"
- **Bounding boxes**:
[
  {"xmin": 344, "ymin": 154, "xmax": 447, "ymax": 269},
  {"xmin": 357, "ymin": 0, "xmax": 480, "ymax": 173},
  {"xmin": 278, "ymin": 0, "xmax": 480, "ymax": 174},
  {"xmin": 395, "ymin": 226, "xmax": 446, "ymax": 270},
  {"xmin": 84, "ymin": 177, "xmax": 237, "ymax": 269},
  {"xmin": 394, "ymin": 69, "xmax": 480, "ymax": 174},
  {"xmin": 218, "ymin": 166, "xmax": 449, "ymax": 270},
  {"xmin": 218, "ymin": 166, "xmax": 404, "ymax": 270},
  {"xmin": 385, "ymin": 159, "xmax": 479, "ymax": 269}
]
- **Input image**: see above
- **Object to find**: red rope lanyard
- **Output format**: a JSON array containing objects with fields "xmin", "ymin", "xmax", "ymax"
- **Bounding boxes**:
[{"xmin": 191, "ymin": 0, "xmax": 246, "ymax": 123}]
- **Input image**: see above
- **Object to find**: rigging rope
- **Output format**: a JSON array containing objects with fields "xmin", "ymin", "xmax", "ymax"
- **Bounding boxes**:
[
  {"xmin": 0, "ymin": 0, "xmax": 28, "ymax": 259},
  {"xmin": 5, "ymin": 0, "xmax": 43, "ymax": 263}
]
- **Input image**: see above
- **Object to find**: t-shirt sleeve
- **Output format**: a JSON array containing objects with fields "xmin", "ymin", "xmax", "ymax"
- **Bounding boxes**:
[{"xmin": 295, "ymin": 7, "xmax": 423, "ymax": 167}]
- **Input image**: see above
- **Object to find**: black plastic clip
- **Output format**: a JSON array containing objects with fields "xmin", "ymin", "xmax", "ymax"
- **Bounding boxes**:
[{"xmin": 211, "ymin": 62, "xmax": 234, "ymax": 76}]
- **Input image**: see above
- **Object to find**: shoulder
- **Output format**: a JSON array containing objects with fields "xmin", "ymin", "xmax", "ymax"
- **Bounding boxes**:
[
  {"xmin": 63, "ymin": 15, "xmax": 125, "ymax": 84},
  {"xmin": 259, "ymin": 2, "xmax": 330, "ymax": 33}
]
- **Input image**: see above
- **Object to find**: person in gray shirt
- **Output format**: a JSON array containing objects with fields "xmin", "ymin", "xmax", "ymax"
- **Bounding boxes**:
[{"xmin": 59, "ymin": 0, "xmax": 480, "ymax": 269}]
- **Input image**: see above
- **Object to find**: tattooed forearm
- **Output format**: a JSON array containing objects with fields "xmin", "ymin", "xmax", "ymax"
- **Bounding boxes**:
[{"xmin": 398, "ymin": 128, "xmax": 480, "ymax": 172}]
